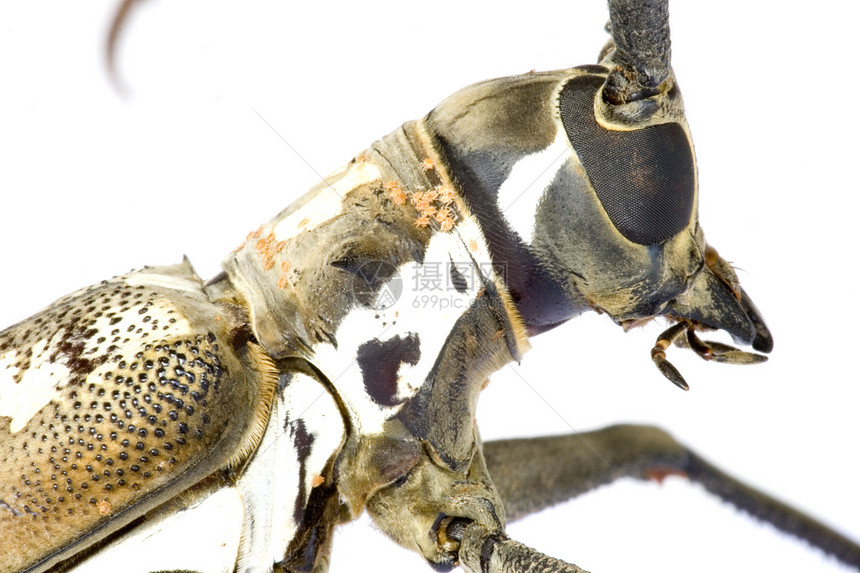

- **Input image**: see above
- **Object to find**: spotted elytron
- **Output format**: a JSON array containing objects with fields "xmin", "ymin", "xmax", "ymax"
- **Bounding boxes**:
[{"xmin": 1, "ymin": 1, "xmax": 859, "ymax": 572}]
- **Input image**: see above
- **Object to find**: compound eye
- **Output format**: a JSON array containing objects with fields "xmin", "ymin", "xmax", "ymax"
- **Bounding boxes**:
[{"xmin": 559, "ymin": 75, "xmax": 696, "ymax": 245}]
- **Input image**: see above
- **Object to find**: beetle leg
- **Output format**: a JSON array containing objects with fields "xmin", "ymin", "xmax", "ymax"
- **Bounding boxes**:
[
  {"xmin": 686, "ymin": 328, "xmax": 769, "ymax": 365},
  {"xmin": 651, "ymin": 321, "xmax": 690, "ymax": 390},
  {"xmin": 482, "ymin": 426, "xmax": 860, "ymax": 570}
]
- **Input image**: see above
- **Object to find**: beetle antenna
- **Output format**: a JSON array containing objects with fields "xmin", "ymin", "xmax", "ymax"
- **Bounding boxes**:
[
  {"xmin": 106, "ymin": 0, "xmax": 148, "ymax": 94},
  {"xmin": 603, "ymin": 0, "xmax": 672, "ymax": 104},
  {"xmin": 455, "ymin": 522, "xmax": 589, "ymax": 573}
]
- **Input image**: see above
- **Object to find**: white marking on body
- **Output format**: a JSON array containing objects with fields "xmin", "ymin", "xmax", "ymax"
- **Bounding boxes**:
[
  {"xmin": 66, "ymin": 486, "xmax": 243, "ymax": 573},
  {"xmin": 1, "ymin": 270, "xmax": 200, "ymax": 434},
  {"xmin": 496, "ymin": 131, "xmax": 571, "ymax": 241},
  {"xmin": 0, "ymin": 334, "xmax": 71, "ymax": 433},
  {"xmin": 274, "ymin": 161, "xmax": 381, "ymax": 242},
  {"xmin": 387, "ymin": 230, "xmax": 487, "ymax": 392},
  {"xmin": 312, "ymin": 307, "xmax": 400, "ymax": 433},
  {"xmin": 0, "ymin": 349, "xmax": 23, "ymax": 428},
  {"xmin": 0, "ymin": 349, "xmax": 20, "ymax": 379},
  {"xmin": 116, "ymin": 277, "xmax": 196, "ymax": 337},
  {"xmin": 123, "ymin": 271, "xmax": 203, "ymax": 294},
  {"xmin": 312, "ymin": 228, "xmax": 491, "ymax": 434},
  {"xmin": 284, "ymin": 373, "xmax": 345, "ymax": 496},
  {"xmin": 237, "ymin": 372, "xmax": 344, "ymax": 571}
]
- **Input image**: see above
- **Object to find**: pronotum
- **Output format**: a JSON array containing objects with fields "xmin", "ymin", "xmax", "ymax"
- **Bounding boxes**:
[{"xmin": 0, "ymin": 1, "xmax": 858, "ymax": 572}]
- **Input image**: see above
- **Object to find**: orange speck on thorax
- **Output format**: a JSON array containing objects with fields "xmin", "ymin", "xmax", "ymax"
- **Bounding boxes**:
[{"xmin": 414, "ymin": 215, "xmax": 431, "ymax": 228}]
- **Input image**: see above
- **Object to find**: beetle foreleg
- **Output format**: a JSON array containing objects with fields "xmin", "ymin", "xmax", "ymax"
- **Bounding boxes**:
[
  {"xmin": 652, "ymin": 321, "xmax": 768, "ymax": 390},
  {"xmin": 684, "ymin": 328, "xmax": 769, "ymax": 366},
  {"xmin": 650, "ymin": 322, "xmax": 689, "ymax": 390}
]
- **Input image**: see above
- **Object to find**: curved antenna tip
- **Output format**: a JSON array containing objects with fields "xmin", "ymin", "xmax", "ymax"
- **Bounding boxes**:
[{"xmin": 105, "ymin": 0, "xmax": 146, "ymax": 96}]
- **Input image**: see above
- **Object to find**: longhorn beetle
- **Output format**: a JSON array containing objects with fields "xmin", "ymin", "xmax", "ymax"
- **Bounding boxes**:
[{"xmin": 1, "ymin": 1, "xmax": 860, "ymax": 565}]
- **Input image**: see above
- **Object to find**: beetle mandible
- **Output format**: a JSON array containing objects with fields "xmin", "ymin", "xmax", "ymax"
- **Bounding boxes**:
[{"xmin": 1, "ymin": 1, "xmax": 860, "ymax": 572}]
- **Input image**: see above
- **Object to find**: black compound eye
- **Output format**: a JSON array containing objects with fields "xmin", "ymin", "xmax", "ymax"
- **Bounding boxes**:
[{"xmin": 559, "ymin": 75, "xmax": 695, "ymax": 245}]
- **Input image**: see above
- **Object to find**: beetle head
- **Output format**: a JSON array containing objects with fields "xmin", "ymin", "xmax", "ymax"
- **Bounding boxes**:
[{"xmin": 424, "ymin": 0, "xmax": 771, "ymax": 386}]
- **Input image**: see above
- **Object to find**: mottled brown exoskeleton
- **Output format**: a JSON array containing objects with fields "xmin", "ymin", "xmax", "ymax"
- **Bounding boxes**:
[{"xmin": 1, "ymin": 1, "xmax": 858, "ymax": 573}]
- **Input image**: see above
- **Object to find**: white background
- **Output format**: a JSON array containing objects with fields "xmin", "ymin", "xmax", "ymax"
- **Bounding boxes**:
[{"xmin": 0, "ymin": 1, "xmax": 858, "ymax": 572}]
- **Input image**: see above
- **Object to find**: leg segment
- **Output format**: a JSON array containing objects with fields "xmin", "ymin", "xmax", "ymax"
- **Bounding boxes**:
[{"xmin": 482, "ymin": 424, "xmax": 860, "ymax": 569}]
